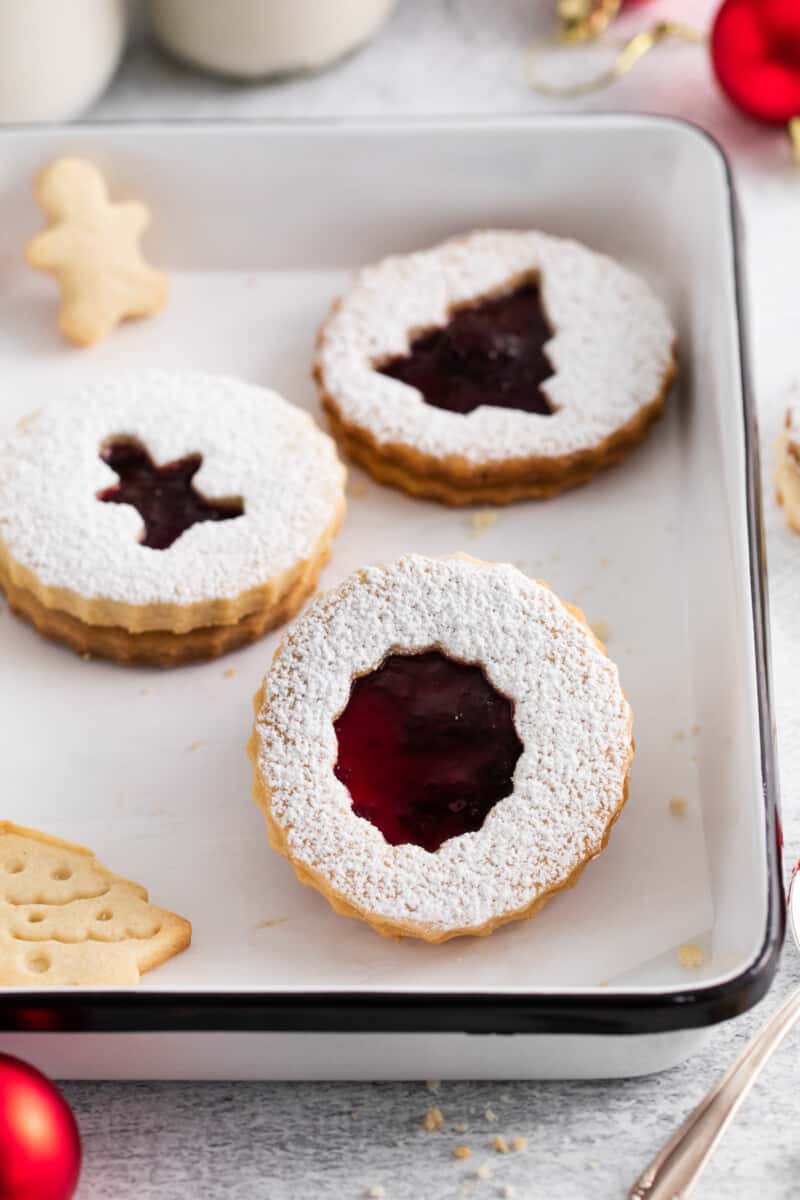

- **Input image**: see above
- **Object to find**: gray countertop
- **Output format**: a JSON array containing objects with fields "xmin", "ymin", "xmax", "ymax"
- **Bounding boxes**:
[
  {"xmin": 39, "ymin": 0, "xmax": 800, "ymax": 1195},
  {"xmin": 63, "ymin": 949, "xmax": 800, "ymax": 1200}
]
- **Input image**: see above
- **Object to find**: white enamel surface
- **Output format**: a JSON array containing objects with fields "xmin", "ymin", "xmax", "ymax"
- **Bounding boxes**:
[{"xmin": 0, "ymin": 122, "xmax": 767, "ymax": 1067}]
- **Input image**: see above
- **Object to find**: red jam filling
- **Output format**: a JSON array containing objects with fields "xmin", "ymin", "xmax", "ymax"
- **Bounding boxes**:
[
  {"xmin": 333, "ymin": 651, "xmax": 522, "ymax": 853},
  {"xmin": 97, "ymin": 441, "xmax": 243, "ymax": 551},
  {"xmin": 379, "ymin": 280, "xmax": 554, "ymax": 417}
]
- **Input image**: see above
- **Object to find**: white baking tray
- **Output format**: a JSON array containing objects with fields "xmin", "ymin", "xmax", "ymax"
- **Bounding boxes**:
[{"xmin": 0, "ymin": 117, "xmax": 782, "ymax": 1080}]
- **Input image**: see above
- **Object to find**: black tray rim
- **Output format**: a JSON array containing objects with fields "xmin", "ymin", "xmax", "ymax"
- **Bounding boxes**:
[{"xmin": 0, "ymin": 112, "xmax": 784, "ymax": 1036}]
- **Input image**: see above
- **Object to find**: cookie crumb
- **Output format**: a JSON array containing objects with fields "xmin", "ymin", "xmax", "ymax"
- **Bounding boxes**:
[
  {"xmin": 453, "ymin": 1146, "xmax": 472, "ymax": 1160},
  {"xmin": 139, "ymin": 687, "xmax": 151, "ymax": 696},
  {"xmin": 475, "ymin": 1163, "xmax": 491, "ymax": 1180},
  {"xmin": 599, "ymin": 557, "xmax": 610, "ymax": 568},
  {"xmin": 254, "ymin": 917, "xmax": 289, "ymax": 929},
  {"xmin": 669, "ymin": 795, "xmax": 689, "ymax": 818},
  {"xmin": 511, "ymin": 1137, "xmax": 527, "ymax": 1153},
  {"xmin": 501, "ymin": 1187, "xmax": 516, "ymax": 1199},
  {"xmin": 672, "ymin": 729, "xmax": 686, "ymax": 742},
  {"xmin": 678, "ymin": 943, "xmax": 705, "ymax": 969},
  {"xmin": 349, "ymin": 479, "xmax": 369, "ymax": 499},
  {"xmin": 484, "ymin": 1107, "xmax": 497, "ymax": 1122},
  {"xmin": 598, "ymin": 980, "xmax": 609, "ymax": 988},
  {"xmin": 453, "ymin": 1121, "xmax": 468, "ymax": 1133},
  {"xmin": 224, "ymin": 667, "xmax": 237, "ymax": 678},
  {"xmin": 188, "ymin": 740, "xmax": 202, "ymax": 751},
  {"xmin": 425, "ymin": 1080, "xmax": 441, "ymax": 1092},
  {"xmin": 366, "ymin": 1187, "xmax": 385, "ymax": 1199},
  {"xmin": 492, "ymin": 1135, "xmax": 510, "ymax": 1154},
  {"xmin": 469, "ymin": 509, "xmax": 498, "ymax": 538},
  {"xmin": 422, "ymin": 1107, "xmax": 444, "ymax": 1132},
  {"xmin": 589, "ymin": 619, "xmax": 611, "ymax": 643}
]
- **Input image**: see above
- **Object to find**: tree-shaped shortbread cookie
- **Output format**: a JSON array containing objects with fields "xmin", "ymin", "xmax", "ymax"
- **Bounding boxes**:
[
  {"xmin": 25, "ymin": 157, "xmax": 168, "ymax": 347},
  {"xmin": 0, "ymin": 823, "xmax": 190, "ymax": 986}
]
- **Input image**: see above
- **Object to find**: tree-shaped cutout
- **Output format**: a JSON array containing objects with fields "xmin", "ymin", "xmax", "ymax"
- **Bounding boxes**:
[
  {"xmin": 97, "ymin": 439, "xmax": 244, "ymax": 550},
  {"xmin": 379, "ymin": 277, "xmax": 555, "ymax": 416}
]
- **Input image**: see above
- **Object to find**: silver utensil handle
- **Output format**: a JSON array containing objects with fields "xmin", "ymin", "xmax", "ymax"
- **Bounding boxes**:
[{"xmin": 629, "ymin": 986, "xmax": 800, "ymax": 1199}]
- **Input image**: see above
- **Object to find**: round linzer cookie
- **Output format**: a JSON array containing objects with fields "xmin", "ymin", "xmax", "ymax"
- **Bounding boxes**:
[
  {"xmin": 248, "ymin": 553, "xmax": 633, "ymax": 942},
  {"xmin": 777, "ymin": 403, "xmax": 800, "ymax": 533},
  {"xmin": 0, "ymin": 370, "xmax": 346, "ymax": 666},
  {"xmin": 315, "ymin": 230, "xmax": 677, "ymax": 505}
]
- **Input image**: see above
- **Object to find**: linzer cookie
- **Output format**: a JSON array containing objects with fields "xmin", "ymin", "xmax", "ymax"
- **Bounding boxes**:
[
  {"xmin": 0, "ymin": 370, "xmax": 346, "ymax": 666},
  {"xmin": 25, "ymin": 158, "xmax": 168, "ymax": 347},
  {"xmin": 248, "ymin": 554, "xmax": 633, "ymax": 942},
  {"xmin": 777, "ymin": 403, "xmax": 800, "ymax": 533},
  {"xmin": 0, "ymin": 823, "xmax": 190, "ymax": 986},
  {"xmin": 315, "ymin": 230, "xmax": 677, "ymax": 504}
]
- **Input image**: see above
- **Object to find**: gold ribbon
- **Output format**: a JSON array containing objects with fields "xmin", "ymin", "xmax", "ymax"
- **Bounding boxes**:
[
  {"xmin": 558, "ymin": 0, "xmax": 623, "ymax": 43},
  {"xmin": 543, "ymin": 0, "xmax": 798, "ymax": 163},
  {"xmin": 790, "ymin": 118, "xmax": 800, "ymax": 165},
  {"xmin": 528, "ymin": 18, "xmax": 705, "ymax": 99}
]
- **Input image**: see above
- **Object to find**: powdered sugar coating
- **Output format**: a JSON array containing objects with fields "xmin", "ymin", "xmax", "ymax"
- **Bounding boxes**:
[
  {"xmin": 317, "ymin": 230, "xmax": 675, "ymax": 464},
  {"xmin": 0, "ymin": 370, "xmax": 345, "ymax": 607},
  {"xmin": 255, "ymin": 555, "xmax": 632, "ymax": 935}
]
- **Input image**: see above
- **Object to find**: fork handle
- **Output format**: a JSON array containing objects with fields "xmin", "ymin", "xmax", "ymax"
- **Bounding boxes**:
[{"xmin": 629, "ymin": 986, "xmax": 800, "ymax": 1199}]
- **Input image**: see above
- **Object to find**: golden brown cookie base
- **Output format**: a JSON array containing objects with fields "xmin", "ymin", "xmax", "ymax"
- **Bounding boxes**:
[
  {"xmin": 247, "ymin": 574, "xmax": 634, "ymax": 941},
  {"xmin": 776, "ymin": 433, "xmax": 800, "ymax": 535},
  {"xmin": 319, "ymin": 365, "xmax": 673, "ymax": 505},
  {"xmin": 0, "ymin": 492, "xmax": 344, "ymax": 634},
  {"xmin": 0, "ymin": 544, "xmax": 331, "ymax": 667}
]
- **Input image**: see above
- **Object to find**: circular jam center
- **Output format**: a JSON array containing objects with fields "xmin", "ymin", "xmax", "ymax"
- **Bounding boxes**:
[
  {"xmin": 378, "ymin": 280, "xmax": 554, "ymax": 417},
  {"xmin": 97, "ymin": 440, "xmax": 244, "ymax": 551},
  {"xmin": 333, "ymin": 651, "xmax": 523, "ymax": 853}
]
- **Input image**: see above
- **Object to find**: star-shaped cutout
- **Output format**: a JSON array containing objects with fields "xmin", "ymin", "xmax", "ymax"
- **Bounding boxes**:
[{"xmin": 98, "ymin": 441, "xmax": 244, "ymax": 551}]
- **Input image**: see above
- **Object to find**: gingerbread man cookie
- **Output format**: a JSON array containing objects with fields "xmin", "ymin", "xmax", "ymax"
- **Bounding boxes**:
[{"xmin": 25, "ymin": 157, "xmax": 168, "ymax": 347}]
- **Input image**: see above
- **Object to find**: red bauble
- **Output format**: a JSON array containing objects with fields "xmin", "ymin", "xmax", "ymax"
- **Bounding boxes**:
[
  {"xmin": 712, "ymin": 0, "xmax": 800, "ymax": 124},
  {"xmin": 0, "ymin": 1055, "xmax": 81, "ymax": 1200}
]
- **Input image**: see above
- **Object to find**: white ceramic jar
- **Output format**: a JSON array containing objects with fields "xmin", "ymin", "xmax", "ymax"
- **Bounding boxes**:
[
  {"xmin": 147, "ymin": 0, "xmax": 398, "ymax": 79},
  {"xmin": 0, "ymin": 0, "xmax": 127, "ymax": 123}
]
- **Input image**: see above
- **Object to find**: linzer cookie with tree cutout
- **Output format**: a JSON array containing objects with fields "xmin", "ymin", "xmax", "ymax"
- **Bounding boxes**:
[
  {"xmin": 248, "ymin": 554, "xmax": 633, "ymax": 942},
  {"xmin": 0, "ymin": 370, "xmax": 346, "ymax": 666},
  {"xmin": 315, "ymin": 230, "xmax": 676, "ymax": 504}
]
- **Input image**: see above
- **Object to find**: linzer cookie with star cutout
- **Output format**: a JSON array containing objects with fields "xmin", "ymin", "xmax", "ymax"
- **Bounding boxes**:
[
  {"xmin": 248, "ymin": 554, "xmax": 633, "ymax": 941},
  {"xmin": 315, "ymin": 230, "xmax": 677, "ymax": 504},
  {"xmin": 0, "ymin": 370, "xmax": 346, "ymax": 666}
]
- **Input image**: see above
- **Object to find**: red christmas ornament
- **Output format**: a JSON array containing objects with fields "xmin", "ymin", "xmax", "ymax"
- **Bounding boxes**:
[
  {"xmin": 712, "ymin": 0, "xmax": 800, "ymax": 124},
  {"xmin": 0, "ymin": 1054, "xmax": 81, "ymax": 1200}
]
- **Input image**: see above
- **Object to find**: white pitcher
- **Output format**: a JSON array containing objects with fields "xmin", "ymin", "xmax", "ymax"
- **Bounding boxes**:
[
  {"xmin": 147, "ymin": 0, "xmax": 398, "ymax": 79},
  {"xmin": 0, "ymin": 0, "xmax": 127, "ymax": 123}
]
